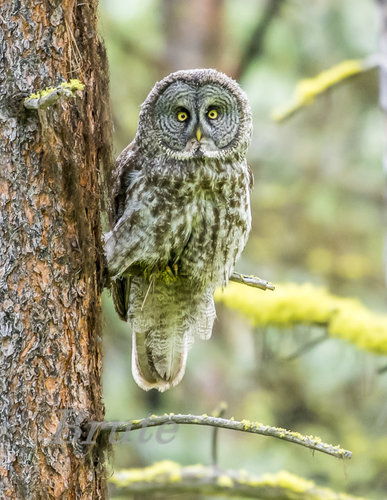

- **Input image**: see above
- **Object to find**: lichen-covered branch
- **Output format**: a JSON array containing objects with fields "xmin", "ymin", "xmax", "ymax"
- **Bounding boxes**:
[
  {"xmin": 215, "ymin": 282, "xmax": 387, "ymax": 355},
  {"xmin": 271, "ymin": 58, "xmax": 378, "ymax": 122},
  {"xmin": 109, "ymin": 460, "xmax": 362, "ymax": 499},
  {"xmin": 24, "ymin": 79, "xmax": 84, "ymax": 110},
  {"xmin": 230, "ymin": 272, "xmax": 275, "ymax": 291},
  {"xmin": 88, "ymin": 413, "xmax": 351, "ymax": 459}
]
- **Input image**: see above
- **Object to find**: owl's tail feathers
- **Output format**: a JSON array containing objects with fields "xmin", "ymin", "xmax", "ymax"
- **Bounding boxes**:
[
  {"xmin": 131, "ymin": 329, "xmax": 188, "ymax": 392},
  {"xmin": 196, "ymin": 289, "xmax": 216, "ymax": 340}
]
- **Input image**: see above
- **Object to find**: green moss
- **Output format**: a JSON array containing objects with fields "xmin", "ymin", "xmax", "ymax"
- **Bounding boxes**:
[{"xmin": 215, "ymin": 282, "xmax": 387, "ymax": 355}]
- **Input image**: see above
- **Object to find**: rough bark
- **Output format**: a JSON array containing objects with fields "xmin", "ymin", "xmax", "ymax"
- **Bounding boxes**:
[{"xmin": 0, "ymin": 0, "xmax": 112, "ymax": 498}]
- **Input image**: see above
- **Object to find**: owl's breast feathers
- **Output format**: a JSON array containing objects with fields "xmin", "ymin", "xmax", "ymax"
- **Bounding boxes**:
[
  {"xmin": 139, "ymin": 157, "xmax": 252, "ymax": 286},
  {"xmin": 106, "ymin": 152, "xmax": 252, "ymax": 283}
]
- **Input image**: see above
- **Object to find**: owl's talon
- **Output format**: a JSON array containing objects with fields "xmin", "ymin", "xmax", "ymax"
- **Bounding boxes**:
[{"xmin": 165, "ymin": 265, "xmax": 175, "ymax": 280}]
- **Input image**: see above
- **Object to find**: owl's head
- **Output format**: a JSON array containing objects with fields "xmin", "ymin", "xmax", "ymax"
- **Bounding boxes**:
[{"xmin": 137, "ymin": 69, "xmax": 252, "ymax": 161}]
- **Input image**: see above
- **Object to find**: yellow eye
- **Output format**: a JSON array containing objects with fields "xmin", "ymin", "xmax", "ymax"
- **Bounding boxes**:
[
  {"xmin": 208, "ymin": 109, "xmax": 218, "ymax": 120},
  {"xmin": 177, "ymin": 111, "xmax": 188, "ymax": 122}
]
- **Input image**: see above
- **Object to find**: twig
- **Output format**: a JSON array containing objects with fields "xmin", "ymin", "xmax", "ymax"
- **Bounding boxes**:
[
  {"xmin": 211, "ymin": 402, "xmax": 228, "ymax": 466},
  {"xmin": 141, "ymin": 275, "xmax": 154, "ymax": 311},
  {"xmin": 24, "ymin": 80, "xmax": 84, "ymax": 110},
  {"xmin": 234, "ymin": 0, "xmax": 286, "ymax": 80},
  {"xmin": 109, "ymin": 460, "xmax": 361, "ymax": 499},
  {"xmin": 284, "ymin": 332, "xmax": 328, "ymax": 361},
  {"xmin": 87, "ymin": 413, "xmax": 351, "ymax": 459},
  {"xmin": 230, "ymin": 272, "xmax": 275, "ymax": 291},
  {"xmin": 377, "ymin": 364, "xmax": 387, "ymax": 374}
]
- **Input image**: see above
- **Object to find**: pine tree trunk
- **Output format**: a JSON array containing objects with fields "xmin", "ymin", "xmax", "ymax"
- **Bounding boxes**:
[{"xmin": 0, "ymin": 1, "xmax": 112, "ymax": 498}]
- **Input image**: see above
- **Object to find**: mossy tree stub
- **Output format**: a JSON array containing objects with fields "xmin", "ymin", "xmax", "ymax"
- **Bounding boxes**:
[{"xmin": 0, "ymin": 1, "xmax": 112, "ymax": 498}]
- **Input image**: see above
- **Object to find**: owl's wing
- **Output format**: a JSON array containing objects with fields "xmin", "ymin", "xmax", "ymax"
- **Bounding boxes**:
[
  {"xmin": 109, "ymin": 141, "xmax": 137, "ymax": 320},
  {"xmin": 106, "ymin": 149, "xmax": 190, "ymax": 277},
  {"xmin": 111, "ymin": 140, "xmax": 137, "ymax": 224},
  {"xmin": 104, "ymin": 194, "xmax": 159, "ymax": 278},
  {"xmin": 106, "ymin": 138, "xmax": 150, "ymax": 278}
]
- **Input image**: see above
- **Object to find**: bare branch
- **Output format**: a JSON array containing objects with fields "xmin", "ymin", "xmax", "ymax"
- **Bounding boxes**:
[
  {"xmin": 87, "ymin": 413, "xmax": 351, "ymax": 460},
  {"xmin": 284, "ymin": 332, "xmax": 328, "ymax": 361},
  {"xmin": 109, "ymin": 460, "xmax": 361, "ymax": 499},
  {"xmin": 211, "ymin": 401, "xmax": 228, "ymax": 466},
  {"xmin": 377, "ymin": 364, "xmax": 387, "ymax": 374},
  {"xmin": 230, "ymin": 272, "xmax": 275, "ymax": 291},
  {"xmin": 234, "ymin": 0, "xmax": 286, "ymax": 81}
]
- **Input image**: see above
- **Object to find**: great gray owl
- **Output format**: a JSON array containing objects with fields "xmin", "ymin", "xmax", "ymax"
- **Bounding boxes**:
[{"xmin": 105, "ymin": 69, "xmax": 253, "ymax": 392}]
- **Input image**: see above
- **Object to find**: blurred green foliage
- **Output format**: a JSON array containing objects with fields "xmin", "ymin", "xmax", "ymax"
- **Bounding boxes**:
[{"xmin": 99, "ymin": 1, "xmax": 387, "ymax": 498}]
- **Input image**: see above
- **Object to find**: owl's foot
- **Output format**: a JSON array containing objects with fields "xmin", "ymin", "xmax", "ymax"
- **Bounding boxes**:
[
  {"xmin": 144, "ymin": 263, "xmax": 179, "ymax": 284},
  {"xmin": 165, "ymin": 262, "xmax": 179, "ymax": 280}
]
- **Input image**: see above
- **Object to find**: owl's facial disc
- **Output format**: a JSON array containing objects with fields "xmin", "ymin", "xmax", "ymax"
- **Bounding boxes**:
[{"xmin": 154, "ymin": 81, "xmax": 240, "ymax": 157}]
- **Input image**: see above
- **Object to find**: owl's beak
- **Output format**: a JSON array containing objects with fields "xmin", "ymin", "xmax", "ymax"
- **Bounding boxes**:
[{"xmin": 196, "ymin": 128, "xmax": 202, "ymax": 142}]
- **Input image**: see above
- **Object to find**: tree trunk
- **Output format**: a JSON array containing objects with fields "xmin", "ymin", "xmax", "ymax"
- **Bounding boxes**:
[{"xmin": 0, "ymin": 1, "xmax": 112, "ymax": 498}]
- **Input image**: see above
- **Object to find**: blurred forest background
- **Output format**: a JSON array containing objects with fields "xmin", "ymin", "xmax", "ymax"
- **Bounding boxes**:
[{"xmin": 99, "ymin": 1, "xmax": 387, "ymax": 498}]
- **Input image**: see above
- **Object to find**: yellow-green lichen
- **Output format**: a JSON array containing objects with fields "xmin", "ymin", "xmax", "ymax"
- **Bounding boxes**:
[
  {"xmin": 110, "ymin": 460, "xmax": 182, "ymax": 487},
  {"xmin": 215, "ymin": 282, "xmax": 387, "ymax": 355},
  {"xmin": 185, "ymin": 463, "xmax": 206, "ymax": 477},
  {"xmin": 217, "ymin": 474, "xmax": 234, "ymax": 487},
  {"xmin": 259, "ymin": 470, "xmax": 315, "ymax": 492},
  {"xmin": 60, "ymin": 79, "xmax": 84, "ymax": 91},
  {"xmin": 110, "ymin": 462, "xmax": 364, "ymax": 499},
  {"xmin": 241, "ymin": 418, "xmax": 252, "ymax": 430},
  {"xmin": 271, "ymin": 59, "xmax": 363, "ymax": 121},
  {"xmin": 25, "ymin": 79, "xmax": 84, "ymax": 102},
  {"xmin": 265, "ymin": 425, "xmax": 324, "ymax": 445}
]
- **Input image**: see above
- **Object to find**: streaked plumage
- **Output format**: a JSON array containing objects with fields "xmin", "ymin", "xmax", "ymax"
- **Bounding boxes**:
[{"xmin": 105, "ymin": 69, "xmax": 253, "ymax": 391}]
